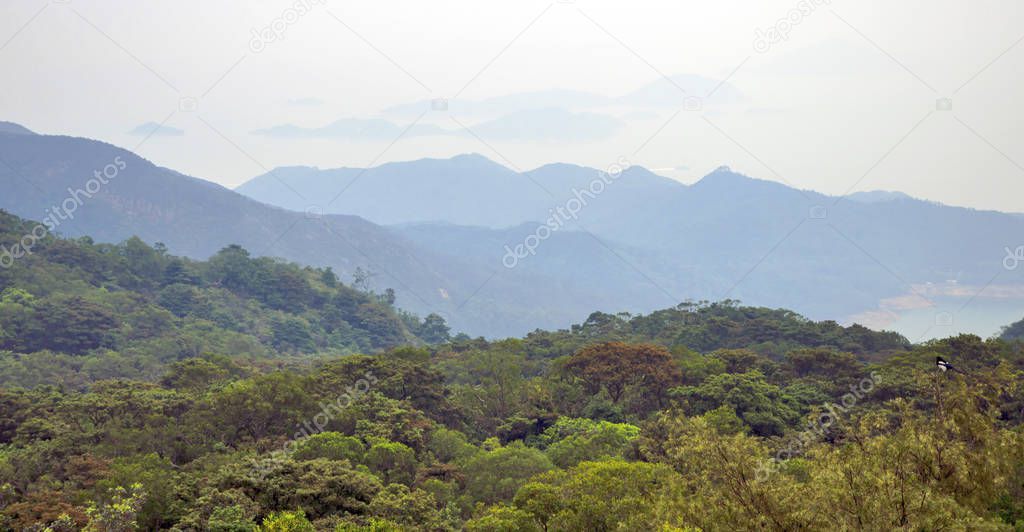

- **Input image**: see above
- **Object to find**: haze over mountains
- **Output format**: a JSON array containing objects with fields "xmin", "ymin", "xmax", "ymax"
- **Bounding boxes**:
[
  {"xmin": 2, "ymin": 122, "xmax": 1022, "ymax": 338},
  {"xmin": 0, "ymin": 124, "xmax": 663, "ymax": 337},
  {"xmin": 237, "ymin": 149, "xmax": 1024, "ymax": 337}
]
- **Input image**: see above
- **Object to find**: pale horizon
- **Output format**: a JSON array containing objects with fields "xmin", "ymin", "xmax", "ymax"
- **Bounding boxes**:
[{"xmin": 2, "ymin": 0, "xmax": 1023, "ymax": 212}]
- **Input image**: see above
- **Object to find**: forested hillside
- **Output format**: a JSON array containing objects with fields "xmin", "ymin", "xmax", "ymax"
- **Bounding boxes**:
[
  {"xmin": 0, "ymin": 210, "xmax": 447, "ymax": 391},
  {"xmin": 1, "ymin": 211, "xmax": 1023, "ymax": 530}
]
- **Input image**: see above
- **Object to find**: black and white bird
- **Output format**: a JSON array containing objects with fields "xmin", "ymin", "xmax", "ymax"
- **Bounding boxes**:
[{"xmin": 936, "ymin": 356, "xmax": 965, "ymax": 374}]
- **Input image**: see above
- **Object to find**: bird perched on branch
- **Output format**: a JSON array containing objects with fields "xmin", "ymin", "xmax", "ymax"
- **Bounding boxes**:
[{"xmin": 936, "ymin": 356, "xmax": 966, "ymax": 374}]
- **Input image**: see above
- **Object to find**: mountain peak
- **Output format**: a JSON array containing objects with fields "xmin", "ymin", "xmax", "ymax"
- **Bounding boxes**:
[
  {"xmin": 530, "ymin": 161, "xmax": 588, "ymax": 173},
  {"xmin": 437, "ymin": 153, "xmax": 518, "ymax": 173},
  {"xmin": 373, "ymin": 153, "xmax": 513, "ymax": 173},
  {"xmin": 846, "ymin": 190, "xmax": 914, "ymax": 204},
  {"xmin": 694, "ymin": 165, "xmax": 753, "ymax": 186},
  {"xmin": 449, "ymin": 152, "xmax": 495, "ymax": 164},
  {"xmin": 0, "ymin": 121, "xmax": 36, "ymax": 135}
]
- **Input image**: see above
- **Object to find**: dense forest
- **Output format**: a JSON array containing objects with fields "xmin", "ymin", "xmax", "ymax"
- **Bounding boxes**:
[
  {"xmin": 1, "ymin": 209, "xmax": 1023, "ymax": 531},
  {"xmin": 0, "ymin": 210, "xmax": 450, "ymax": 391}
]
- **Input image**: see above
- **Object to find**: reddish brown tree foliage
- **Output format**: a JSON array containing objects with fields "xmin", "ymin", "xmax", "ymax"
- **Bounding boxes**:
[
  {"xmin": 564, "ymin": 342, "xmax": 682, "ymax": 403},
  {"xmin": 2, "ymin": 490, "xmax": 87, "ymax": 530}
]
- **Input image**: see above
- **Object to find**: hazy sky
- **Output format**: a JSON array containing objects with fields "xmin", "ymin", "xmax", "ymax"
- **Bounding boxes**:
[{"xmin": 2, "ymin": 0, "xmax": 1022, "ymax": 212}]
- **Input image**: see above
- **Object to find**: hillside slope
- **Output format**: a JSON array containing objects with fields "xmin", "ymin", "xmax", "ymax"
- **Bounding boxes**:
[{"xmin": 0, "ymin": 209, "xmax": 442, "ymax": 389}]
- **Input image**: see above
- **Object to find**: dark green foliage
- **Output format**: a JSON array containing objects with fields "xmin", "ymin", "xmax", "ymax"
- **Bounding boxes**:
[
  {"xmin": 291, "ymin": 432, "xmax": 365, "ymax": 462},
  {"xmin": 366, "ymin": 484, "xmax": 446, "ymax": 530},
  {"xmin": 218, "ymin": 458, "xmax": 383, "ymax": 520},
  {"xmin": 1, "ymin": 295, "xmax": 119, "ymax": 355},
  {"xmin": 673, "ymin": 371, "xmax": 803, "ymax": 436},
  {"xmin": 156, "ymin": 283, "xmax": 204, "ymax": 317},
  {"xmin": 526, "ymin": 301, "xmax": 911, "ymax": 361},
  {"xmin": 463, "ymin": 442, "xmax": 553, "ymax": 505},
  {"xmin": 270, "ymin": 316, "xmax": 316, "ymax": 353},
  {"xmin": 417, "ymin": 313, "xmax": 452, "ymax": 344},
  {"xmin": 364, "ymin": 441, "xmax": 417, "ymax": 485},
  {"xmin": 0, "ymin": 210, "xmax": 444, "ymax": 388},
  {"xmin": 352, "ymin": 304, "xmax": 408, "ymax": 349},
  {"xmin": 159, "ymin": 357, "xmax": 235, "ymax": 390}
]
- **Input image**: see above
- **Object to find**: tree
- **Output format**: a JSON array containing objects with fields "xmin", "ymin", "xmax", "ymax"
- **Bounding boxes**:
[
  {"xmin": 333, "ymin": 518, "xmax": 405, "ymax": 531},
  {"xmin": 449, "ymin": 341, "xmax": 530, "ymax": 423},
  {"xmin": 937, "ymin": 334, "xmax": 1002, "ymax": 371},
  {"xmin": 206, "ymin": 373, "xmax": 313, "ymax": 444},
  {"xmin": 427, "ymin": 427, "xmax": 478, "ymax": 464},
  {"xmin": 352, "ymin": 267, "xmax": 375, "ymax": 293},
  {"xmin": 638, "ymin": 415, "xmax": 811, "ymax": 530},
  {"xmin": 157, "ymin": 283, "xmax": 204, "ymax": 317},
  {"xmin": 320, "ymin": 267, "xmax": 338, "ymax": 287},
  {"xmin": 364, "ymin": 442, "xmax": 417, "ymax": 486},
  {"xmin": 162, "ymin": 258, "xmax": 198, "ymax": 287},
  {"xmin": 672, "ymin": 371, "xmax": 801, "ymax": 436},
  {"xmin": 207, "ymin": 505, "xmax": 256, "ymax": 532},
  {"xmin": 418, "ymin": 313, "xmax": 451, "ymax": 344},
  {"xmin": 254, "ymin": 511, "xmax": 316, "ymax": 532},
  {"xmin": 671, "ymin": 346, "xmax": 726, "ymax": 385},
  {"xmin": 312, "ymin": 354, "xmax": 454, "ymax": 426},
  {"xmin": 465, "ymin": 505, "xmax": 540, "ymax": 532},
  {"xmin": 564, "ymin": 342, "xmax": 681, "ymax": 404},
  {"xmin": 700, "ymin": 405, "xmax": 747, "ymax": 435},
  {"xmin": 379, "ymin": 288, "xmax": 396, "ymax": 306},
  {"xmin": 260, "ymin": 266, "xmax": 313, "ymax": 313},
  {"xmin": 206, "ymin": 245, "xmax": 257, "ymax": 292},
  {"xmin": 84, "ymin": 483, "xmax": 146, "ymax": 532},
  {"xmin": 1, "ymin": 490, "xmax": 88, "ymax": 530},
  {"xmin": 708, "ymin": 348, "xmax": 773, "ymax": 375},
  {"xmin": 160, "ymin": 358, "xmax": 230, "ymax": 390},
  {"xmin": 367, "ymin": 484, "xmax": 445, "ymax": 530},
  {"xmin": 93, "ymin": 454, "xmax": 181, "ymax": 530},
  {"xmin": 10, "ymin": 296, "xmax": 120, "ymax": 354},
  {"xmin": 292, "ymin": 432, "xmax": 365, "ymax": 463},
  {"xmin": 353, "ymin": 304, "xmax": 407, "ymax": 349},
  {"xmin": 512, "ymin": 460, "xmax": 676, "ymax": 531},
  {"xmin": 537, "ymin": 417, "xmax": 639, "ymax": 468},
  {"xmin": 0, "ymin": 288, "xmax": 34, "ymax": 350},
  {"xmin": 270, "ymin": 315, "xmax": 315, "ymax": 353},
  {"xmin": 173, "ymin": 487, "xmax": 259, "ymax": 531},
  {"xmin": 221, "ymin": 458, "xmax": 382, "ymax": 520},
  {"xmin": 119, "ymin": 236, "xmax": 164, "ymax": 286},
  {"xmin": 123, "ymin": 306, "xmax": 176, "ymax": 341},
  {"xmin": 326, "ymin": 392, "xmax": 435, "ymax": 452},
  {"xmin": 462, "ymin": 442, "xmax": 553, "ymax": 505},
  {"xmin": 511, "ymin": 482, "xmax": 560, "ymax": 532},
  {"xmin": 781, "ymin": 348, "xmax": 862, "ymax": 394}
]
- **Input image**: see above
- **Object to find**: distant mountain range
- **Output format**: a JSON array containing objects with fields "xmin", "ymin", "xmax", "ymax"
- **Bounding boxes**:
[
  {"xmin": 0, "ymin": 124, "xmax": 666, "ymax": 337},
  {"xmin": 2, "ymin": 122, "xmax": 1022, "ymax": 338}
]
